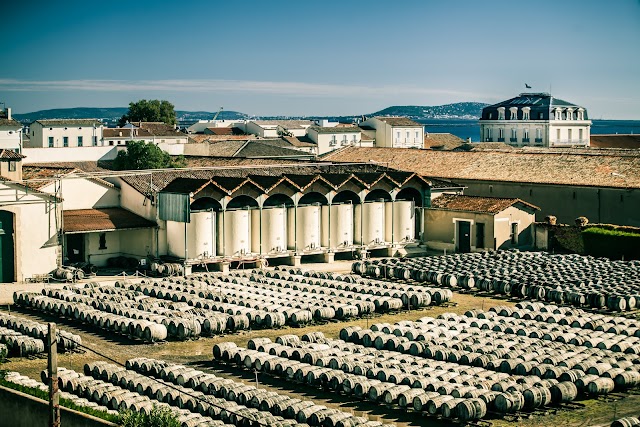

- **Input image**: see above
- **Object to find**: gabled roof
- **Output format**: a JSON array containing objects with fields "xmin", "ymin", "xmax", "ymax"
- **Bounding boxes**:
[
  {"xmin": 430, "ymin": 194, "xmax": 539, "ymax": 214},
  {"xmin": 375, "ymin": 117, "xmax": 422, "ymax": 127},
  {"xmin": 0, "ymin": 118, "xmax": 22, "ymax": 128},
  {"xmin": 308, "ymin": 126, "xmax": 360, "ymax": 134},
  {"xmin": 323, "ymin": 147, "xmax": 640, "ymax": 189},
  {"xmin": 282, "ymin": 135, "xmax": 317, "ymax": 147},
  {"xmin": 33, "ymin": 119, "xmax": 102, "ymax": 127},
  {"xmin": 424, "ymin": 133, "xmax": 464, "ymax": 150},
  {"xmin": 131, "ymin": 122, "xmax": 185, "ymax": 137},
  {"xmin": 250, "ymin": 120, "xmax": 313, "ymax": 129},
  {"xmin": 0, "ymin": 149, "xmax": 26, "ymax": 160},
  {"xmin": 63, "ymin": 208, "xmax": 157, "ymax": 234}
]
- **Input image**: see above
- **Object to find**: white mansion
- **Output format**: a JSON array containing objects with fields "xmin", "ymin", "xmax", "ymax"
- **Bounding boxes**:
[{"xmin": 479, "ymin": 93, "xmax": 591, "ymax": 148}]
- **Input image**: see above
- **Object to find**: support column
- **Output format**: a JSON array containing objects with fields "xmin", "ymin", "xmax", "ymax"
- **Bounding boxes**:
[
  {"xmin": 48, "ymin": 323, "xmax": 60, "ymax": 427},
  {"xmin": 323, "ymin": 251, "xmax": 335, "ymax": 264},
  {"xmin": 288, "ymin": 255, "xmax": 302, "ymax": 267}
]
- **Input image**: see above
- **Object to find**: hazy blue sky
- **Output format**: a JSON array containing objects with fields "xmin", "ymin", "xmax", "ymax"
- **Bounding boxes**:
[{"xmin": 1, "ymin": 0, "xmax": 639, "ymax": 118}]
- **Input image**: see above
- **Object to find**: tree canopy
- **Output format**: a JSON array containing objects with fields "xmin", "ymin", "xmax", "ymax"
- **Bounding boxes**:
[
  {"xmin": 118, "ymin": 99, "xmax": 177, "ymax": 127},
  {"xmin": 113, "ymin": 140, "xmax": 186, "ymax": 170}
]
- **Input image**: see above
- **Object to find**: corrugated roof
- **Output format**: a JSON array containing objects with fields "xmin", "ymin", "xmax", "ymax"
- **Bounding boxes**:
[
  {"xmin": 430, "ymin": 194, "xmax": 539, "ymax": 214},
  {"xmin": 375, "ymin": 117, "xmax": 422, "ymax": 127},
  {"xmin": 63, "ymin": 208, "xmax": 157, "ymax": 234},
  {"xmin": 324, "ymin": 147, "xmax": 640, "ymax": 189}
]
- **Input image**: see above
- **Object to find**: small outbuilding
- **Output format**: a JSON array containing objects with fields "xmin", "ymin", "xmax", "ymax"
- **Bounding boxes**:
[{"xmin": 425, "ymin": 194, "xmax": 539, "ymax": 253}]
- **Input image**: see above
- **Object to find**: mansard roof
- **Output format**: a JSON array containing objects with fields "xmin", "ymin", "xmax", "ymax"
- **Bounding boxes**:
[{"xmin": 481, "ymin": 93, "xmax": 589, "ymax": 121}]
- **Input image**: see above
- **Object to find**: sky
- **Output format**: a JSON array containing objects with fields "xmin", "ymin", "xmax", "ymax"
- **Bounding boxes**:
[{"xmin": 1, "ymin": 0, "xmax": 639, "ymax": 119}]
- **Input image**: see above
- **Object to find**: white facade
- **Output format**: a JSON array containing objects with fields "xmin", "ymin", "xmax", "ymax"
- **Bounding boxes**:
[
  {"xmin": 244, "ymin": 120, "xmax": 313, "ymax": 138},
  {"xmin": 360, "ymin": 117, "xmax": 424, "ymax": 149},
  {"xmin": 479, "ymin": 93, "xmax": 591, "ymax": 148},
  {"xmin": 306, "ymin": 127, "xmax": 362, "ymax": 155},
  {"xmin": 0, "ymin": 108, "xmax": 22, "ymax": 152},
  {"xmin": 27, "ymin": 119, "xmax": 103, "ymax": 148},
  {"xmin": 38, "ymin": 173, "xmax": 120, "ymax": 210},
  {"xmin": 0, "ymin": 183, "xmax": 59, "ymax": 281},
  {"xmin": 187, "ymin": 119, "xmax": 245, "ymax": 134}
]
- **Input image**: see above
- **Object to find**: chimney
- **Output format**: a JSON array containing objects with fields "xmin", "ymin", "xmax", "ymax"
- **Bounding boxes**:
[{"xmin": 6, "ymin": 108, "xmax": 11, "ymax": 120}]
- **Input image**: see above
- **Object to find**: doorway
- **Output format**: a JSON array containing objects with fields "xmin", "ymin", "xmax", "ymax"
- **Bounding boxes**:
[
  {"xmin": 457, "ymin": 220, "xmax": 471, "ymax": 253},
  {"xmin": 66, "ymin": 234, "xmax": 85, "ymax": 263},
  {"xmin": 0, "ymin": 210, "xmax": 15, "ymax": 283}
]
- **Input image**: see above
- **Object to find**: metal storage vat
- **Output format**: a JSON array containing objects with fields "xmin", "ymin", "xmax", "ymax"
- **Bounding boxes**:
[
  {"xmin": 355, "ymin": 201, "xmax": 386, "ymax": 246},
  {"xmin": 217, "ymin": 209, "xmax": 251, "ymax": 256},
  {"xmin": 251, "ymin": 207, "xmax": 287, "ymax": 254},
  {"xmin": 321, "ymin": 203, "xmax": 354, "ymax": 249},
  {"xmin": 166, "ymin": 211, "xmax": 216, "ymax": 259},
  {"xmin": 385, "ymin": 200, "xmax": 415, "ymax": 243},
  {"xmin": 288, "ymin": 205, "xmax": 322, "ymax": 251}
]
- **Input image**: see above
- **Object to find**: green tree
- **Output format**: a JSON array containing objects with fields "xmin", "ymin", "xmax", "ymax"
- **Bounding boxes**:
[
  {"xmin": 113, "ymin": 140, "xmax": 186, "ymax": 170},
  {"xmin": 118, "ymin": 99, "xmax": 177, "ymax": 127}
]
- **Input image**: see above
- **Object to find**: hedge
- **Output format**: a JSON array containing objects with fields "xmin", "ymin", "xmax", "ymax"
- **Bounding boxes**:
[{"xmin": 582, "ymin": 227, "xmax": 640, "ymax": 260}]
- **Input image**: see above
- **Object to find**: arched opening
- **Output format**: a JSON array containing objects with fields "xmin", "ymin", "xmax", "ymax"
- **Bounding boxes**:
[
  {"xmin": 264, "ymin": 193, "xmax": 294, "ymax": 208},
  {"xmin": 190, "ymin": 197, "xmax": 222, "ymax": 212},
  {"xmin": 0, "ymin": 210, "xmax": 15, "ymax": 283},
  {"xmin": 298, "ymin": 192, "xmax": 328, "ymax": 206},
  {"xmin": 364, "ymin": 189, "xmax": 392, "ymax": 202},
  {"xmin": 396, "ymin": 187, "xmax": 422, "ymax": 206},
  {"xmin": 333, "ymin": 190, "xmax": 360, "ymax": 205},
  {"xmin": 227, "ymin": 195, "xmax": 258, "ymax": 210}
]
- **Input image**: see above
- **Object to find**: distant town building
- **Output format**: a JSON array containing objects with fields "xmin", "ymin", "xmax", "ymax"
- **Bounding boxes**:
[
  {"xmin": 360, "ymin": 117, "xmax": 424, "ymax": 149},
  {"xmin": 306, "ymin": 126, "xmax": 364, "ymax": 155},
  {"xmin": 0, "ymin": 107, "xmax": 22, "ymax": 153},
  {"xmin": 102, "ymin": 122, "xmax": 187, "ymax": 146},
  {"xmin": 244, "ymin": 120, "xmax": 314, "ymax": 138},
  {"xmin": 479, "ymin": 93, "xmax": 591, "ymax": 148},
  {"xmin": 26, "ymin": 119, "xmax": 103, "ymax": 148}
]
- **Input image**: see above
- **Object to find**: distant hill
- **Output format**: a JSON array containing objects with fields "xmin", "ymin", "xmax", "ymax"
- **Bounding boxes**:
[
  {"xmin": 12, "ymin": 102, "xmax": 489, "ymax": 126},
  {"xmin": 13, "ymin": 107, "xmax": 248, "ymax": 125},
  {"xmin": 370, "ymin": 102, "xmax": 489, "ymax": 120}
]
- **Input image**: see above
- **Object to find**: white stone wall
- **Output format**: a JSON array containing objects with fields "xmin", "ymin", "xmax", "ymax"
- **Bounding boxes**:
[
  {"xmin": 39, "ymin": 175, "xmax": 120, "ymax": 210},
  {"xmin": 22, "ymin": 146, "xmax": 119, "ymax": 163},
  {"xmin": 0, "ymin": 127, "xmax": 21, "ymax": 151},
  {"xmin": 0, "ymin": 185, "xmax": 59, "ymax": 281},
  {"xmin": 27, "ymin": 122, "xmax": 103, "ymax": 148}
]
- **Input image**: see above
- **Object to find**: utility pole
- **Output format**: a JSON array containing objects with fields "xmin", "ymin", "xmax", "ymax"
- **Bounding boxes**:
[{"xmin": 48, "ymin": 323, "xmax": 60, "ymax": 427}]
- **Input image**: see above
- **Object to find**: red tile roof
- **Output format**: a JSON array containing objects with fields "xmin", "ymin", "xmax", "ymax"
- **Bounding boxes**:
[
  {"xmin": 430, "ymin": 194, "xmax": 539, "ymax": 214},
  {"xmin": 0, "ymin": 149, "xmax": 26, "ymax": 160},
  {"xmin": 590, "ymin": 134, "xmax": 640, "ymax": 149},
  {"xmin": 324, "ymin": 147, "xmax": 640, "ymax": 189},
  {"xmin": 63, "ymin": 208, "xmax": 157, "ymax": 234},
  {"xmin": 375, "ymin": 117, "xmax": 422, "ymax": 126}
]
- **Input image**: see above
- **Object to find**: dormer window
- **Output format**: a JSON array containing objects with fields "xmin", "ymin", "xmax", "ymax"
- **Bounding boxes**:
[
  {"xmin": 577, "ymin": 108, "xmax": 585, "ymax": 120},
  {"xmin": 522, "ymin": 107, "xmax": 531, "ymax": 120},
  {"xmin": 497, "ymin": 107, "xmax": 505, "ymax": 120},
  {"xmin": 566, "ymin": 108, "xmax": 574, "ymax": 121},
  {"xmin": 509, "ymin": 107, "xmax": 518, "ymax": 120},
  {"xmin": 488, "ymin": 112, "xmax": 493, "ymax": 119}
]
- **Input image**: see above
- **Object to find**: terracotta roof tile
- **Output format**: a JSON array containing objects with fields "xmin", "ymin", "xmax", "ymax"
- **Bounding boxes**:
[
  {"xmin": 375, "ymin": 117, "xmax": 422, "ymax": 127},
  {"xmin": 590, "ymin": 134, "xmax": 640, "ymax": 149},
  {"xmin": 324, "ymin": 147, "xmax": 640, "ymax": 189},
  {"xmin": 0, "ymin": 118, "xmax": 22, "ymax": 127},
  {"xmin": 424, "ymin": 133, "xmax": 464, "ymax": 150},
  {"xmin": 63, "ymin": 208, "xmax": 157, "ymax": 233},
  {"xmin": 430, "ymin": 194, "xmax": 539, "ymax": 214},
  {"xmin": 0, "ymin": 149, "xmax": 26, "ymax": 159}
]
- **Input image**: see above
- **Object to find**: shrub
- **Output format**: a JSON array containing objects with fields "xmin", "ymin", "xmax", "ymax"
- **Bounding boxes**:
[
  {"xmin": 582, "ymin": 227, "xmax": 640, "ymax": 260},
  {"xmin": 119, "ymin": 405, "xmax": 181, "ymax": 427}
]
